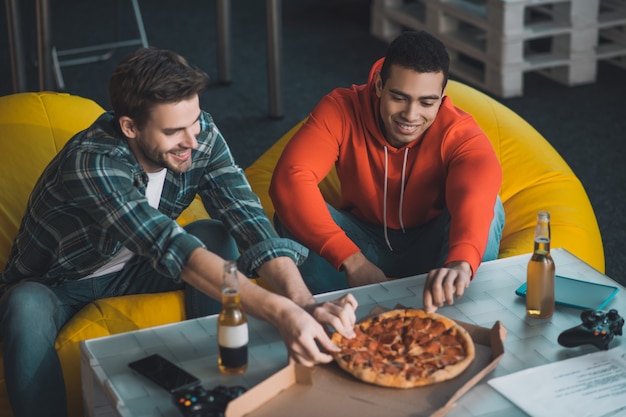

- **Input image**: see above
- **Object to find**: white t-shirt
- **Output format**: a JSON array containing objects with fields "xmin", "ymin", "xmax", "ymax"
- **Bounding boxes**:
[{"xmin": 83, "ymin": 169, "xmax": 167, "ymax": 279}]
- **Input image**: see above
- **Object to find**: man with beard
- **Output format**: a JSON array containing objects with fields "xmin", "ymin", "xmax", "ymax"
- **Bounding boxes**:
[
  {"xmin": 270, "ymin": 31, "xmax": 504, "ymax": 313},
  {"xmin": 0, "ymin": 47, "xmax": 357, "ymax": 417}
]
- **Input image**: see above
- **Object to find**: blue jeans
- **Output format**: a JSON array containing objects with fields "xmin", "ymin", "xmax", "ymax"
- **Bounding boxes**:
[
  {"xmin": 275, "ymin": 196, "xmax": 505, "ymax": 294},
  {"xmin": 0, "ymin": 219, "xmax": 237, "ymax": 417}
]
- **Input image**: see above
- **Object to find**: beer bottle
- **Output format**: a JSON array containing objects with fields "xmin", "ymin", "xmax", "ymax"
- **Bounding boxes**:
[
  {"xmin": 526, "ymin": 210, "xmax": 555, "ymax": 318},
  {"xmin": 218, "ymin": 260, "xmax": 248, "ymax": 374}
]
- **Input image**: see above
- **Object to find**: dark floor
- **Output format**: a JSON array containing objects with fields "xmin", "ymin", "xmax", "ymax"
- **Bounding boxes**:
[{"xmin": 1, "ymin": 0, "xmax": 625, "ymax": 286}]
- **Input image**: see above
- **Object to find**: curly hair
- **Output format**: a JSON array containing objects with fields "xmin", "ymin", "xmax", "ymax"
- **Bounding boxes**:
[{"xmin": 380, "ymin": 31, "xmax": 450, "ymax": 91}]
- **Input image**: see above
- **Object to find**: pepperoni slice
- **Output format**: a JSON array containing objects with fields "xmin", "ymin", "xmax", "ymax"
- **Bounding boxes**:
[
  {"xmin": 429, "ymin": 320, "xmax": 447, "ymax": 336},
  {"xmin": 384, "ymin": 364, "xmax": 403, "ymax": 375},
  {"xmin": 439, "ymin": 333, "xmax": 460, "ymax": 346},
  {"xmin": 414, "ymin": 331, "xmax": 433, "ymax": 345},
  {"xmin": 421, "ymin": 340, "xmax": 441, "ymax": 355},
  {"xmin": 378, "ymin": 332, "xmax": 397, "ymax": 345},
  {"xmin": 409, "ymin": 316, "xmax": 432, "ymax": 330},
  {"xmin": 440, "ymin": 355, "xmax": 461, "ymax": 366},
  {"xmin": 443, "ymin": 346, "xmax": 464, "ymax": 357}
]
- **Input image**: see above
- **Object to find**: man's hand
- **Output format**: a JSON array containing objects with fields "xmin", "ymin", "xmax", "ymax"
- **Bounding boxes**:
[
  {"xmin": 342, "ymin": 252, "xmax": 388, "ymax": 288},
  {"xmin": 273, "ymin": 301, "xmax": 348, "ymax": 367},
  {"xmin": 422, "ymin": 261, "xmax": 472, "ymax": 313},
  {"xmin": 251, "ymin": 257, "xmax": 361, "ymax": 365},
  {"xmin": 275, "ymin": 294, "xmax": 357, "ymax": 366},
  {"xmin": 304, "ymin": 293, "xmax": 358, "ymax": 339}
]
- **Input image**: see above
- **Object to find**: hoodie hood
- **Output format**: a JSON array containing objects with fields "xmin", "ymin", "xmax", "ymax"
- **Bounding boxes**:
[{"xmin": 356, "ymin": 57, "xmax": 387, "ymax": 148}]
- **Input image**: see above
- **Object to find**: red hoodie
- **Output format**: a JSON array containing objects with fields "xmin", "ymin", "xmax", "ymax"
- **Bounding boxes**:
[{"xmin": 269, "ymin": 58, "xmax": 502, "ymax": 276}]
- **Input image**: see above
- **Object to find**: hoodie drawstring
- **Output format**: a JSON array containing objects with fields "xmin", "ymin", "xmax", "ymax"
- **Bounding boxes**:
[
  {"xmin": 383, "ymin": 147, "xmax": 409, "ymax": 251},
  {"xmin": 383, "ymin": 147, "xmax": 391, "ymax": 250},
  {"xmin": 399, "ymin": 148, "xmax": 409, "ymax": 232}
]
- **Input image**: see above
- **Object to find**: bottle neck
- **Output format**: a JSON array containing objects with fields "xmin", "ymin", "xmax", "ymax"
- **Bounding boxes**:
[
  {"xmin": 221, "ymin": 288, "xmax": 241, "ymax": 308},
  {"xmin": 533, "ymin": 211, "xmax": 551, "ymax": 255},
  {"xmin": 533, "ymin": 237, "xmax": 551, "ymax": 255}
]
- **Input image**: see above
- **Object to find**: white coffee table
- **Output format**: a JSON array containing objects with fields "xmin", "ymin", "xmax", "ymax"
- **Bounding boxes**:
[{"xmin": 81, "ymin": 248, "xmax": 625, "ymax": 417}]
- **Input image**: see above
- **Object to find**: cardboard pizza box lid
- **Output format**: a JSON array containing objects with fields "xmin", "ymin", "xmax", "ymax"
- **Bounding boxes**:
[{"xmin": 226, "ymin": 319, "xmax": 507, "ymax": 417}]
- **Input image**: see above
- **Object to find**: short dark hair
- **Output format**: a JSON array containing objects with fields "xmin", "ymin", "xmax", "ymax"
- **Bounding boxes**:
[
  {"xmin": 380, "ymin": 31, "xmax": 450, "ymax": 91},
  {"xmin": 108, "ymin": 47, "xmax": 210, "ymax": 129}
]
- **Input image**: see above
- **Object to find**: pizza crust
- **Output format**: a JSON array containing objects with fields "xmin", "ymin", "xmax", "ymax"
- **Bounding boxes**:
[{"xmin": 332, "ymin": 309, "xmax": 475, "ymax": 389}]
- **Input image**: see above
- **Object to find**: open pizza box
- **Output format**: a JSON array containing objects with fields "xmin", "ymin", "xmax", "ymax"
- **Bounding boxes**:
[{"xmin": 225, "ymin": 311, "xmax": 507, "ymax": 417}]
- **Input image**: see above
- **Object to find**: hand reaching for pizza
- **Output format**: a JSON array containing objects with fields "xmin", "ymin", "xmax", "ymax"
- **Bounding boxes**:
[
  {"xmin": 422, "ymin": 261, "xmax": 472, "ymax": 313},
  {"xmin": 274, "ymin": 301, "xmax": 339, "ymax": 366},
  {"xmin": 306, "ymin": 293, "xmax": 358, "ymax": 339},
  {"xmin": 276, "ymin": 294, "xmax": 358, "ymax": 367}
]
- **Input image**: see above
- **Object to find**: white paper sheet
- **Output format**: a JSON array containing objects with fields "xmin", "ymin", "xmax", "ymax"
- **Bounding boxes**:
[{"xmin": 488, "ymin": 348, "xmax": 626, "ymax": 417}]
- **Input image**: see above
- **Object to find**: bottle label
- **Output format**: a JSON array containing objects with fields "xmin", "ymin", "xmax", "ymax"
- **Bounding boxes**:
[
  {"xmin": 219, "ymin": 345, "xmax": 248, "ymax": 369},
  {"xmin": 218, "ymin": 323, "xmax": 249, "ymax": 348}
]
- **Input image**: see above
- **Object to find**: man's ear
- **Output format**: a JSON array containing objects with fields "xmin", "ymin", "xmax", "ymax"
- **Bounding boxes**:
[
  {"xmin": 375, "ymin": 71, "xmax": 383, "ymax": 98},
  {"xmin": 119, "ymin": 116, "xmax": 138, "ymax": 139}
]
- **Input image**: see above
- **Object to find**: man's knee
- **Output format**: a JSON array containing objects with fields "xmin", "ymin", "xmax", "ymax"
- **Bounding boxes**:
[
  {"xmin": 494, "ymin": 195, "xmax": 505, "ymax": 232},
  {"xmin": 1, "ymin": 282, "xmax": 57, "ymax": 313},
  {"xmin": 0, "ymin": 282, "xmax": 59, "ymax": 336},
  {"xmin": 483, "ymin": 196, "xmax": 506, "ymax": 261}
]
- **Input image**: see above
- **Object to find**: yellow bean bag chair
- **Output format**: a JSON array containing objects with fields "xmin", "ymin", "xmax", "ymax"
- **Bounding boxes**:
[
  {"xmin": 0, "ymin": 92, "xmax": 211, "ymax": 417},
  {"xmin": 245, "ymin": 80, "xmax": 605, "ymax": 274}
]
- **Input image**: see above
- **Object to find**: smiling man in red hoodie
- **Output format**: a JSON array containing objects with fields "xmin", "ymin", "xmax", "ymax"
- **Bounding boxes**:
[{"xmin": 269, "ymin": 31, "xmax": 504, "ymax": 313}]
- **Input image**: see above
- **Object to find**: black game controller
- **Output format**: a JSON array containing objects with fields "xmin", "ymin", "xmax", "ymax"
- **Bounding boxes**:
[
  {"xmin": 173, "ymin": 384, "xmax": 247, "ymax": 417},
  {"xmin": 558, "ymin": 309, "xmax": 624, "ymax": 350}
]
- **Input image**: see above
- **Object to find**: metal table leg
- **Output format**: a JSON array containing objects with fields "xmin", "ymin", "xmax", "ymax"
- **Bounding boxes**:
[
  {"xmin": 216, "ymin": 0, "xmax": 231, "ymax": 84},
  {"xmin": 266, "ymin": 0, "xmax": 283, "ymax": 119},
  {"xmin": 215, "ymin": 0, "xmax": 283, "ymax": 118},
  {"xmin": 28, "ymin": 0, "xmax": 284, "ymax": 117},
  {"xmin": 36, "ymin": 0, "xmax": 55, "ymax": 90},
  {"xmin": 5, "ymin": 0, "xmax": 28, "ymax": 92}
]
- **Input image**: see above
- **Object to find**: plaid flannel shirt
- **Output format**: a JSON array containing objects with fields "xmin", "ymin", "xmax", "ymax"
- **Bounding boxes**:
[{"xmin": 1, "ymin": 111, "xmax": 306, "ymax": 287}]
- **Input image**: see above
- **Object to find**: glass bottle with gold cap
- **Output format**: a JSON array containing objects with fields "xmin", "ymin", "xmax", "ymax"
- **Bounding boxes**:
[
  {"xmin": 526, "ymin": 210, "xmax": 555, "ymax": 318},
  {"xmin": 218, "ymin": 260, "xmax": 248, "ymax": 374}
]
